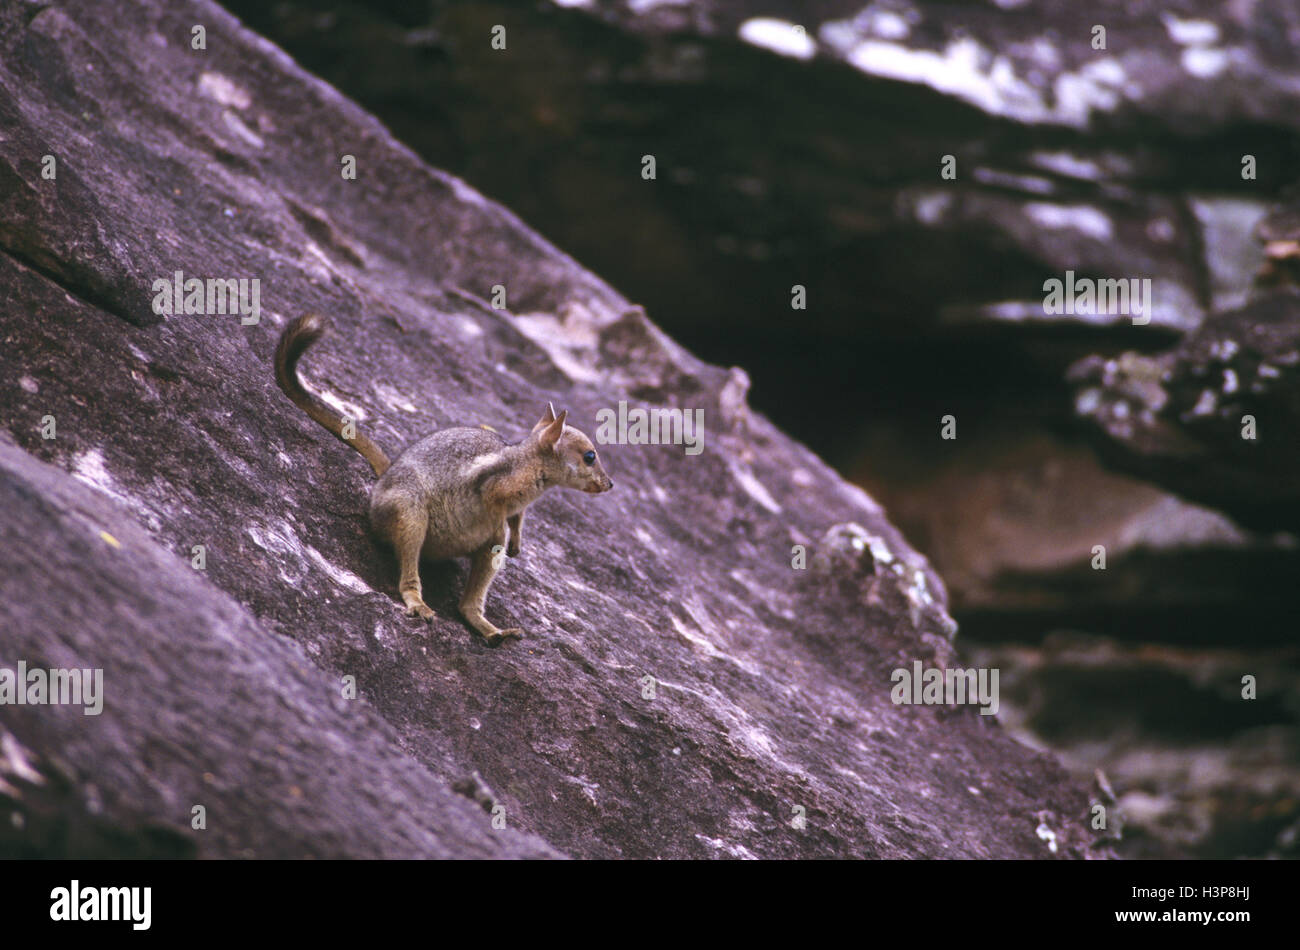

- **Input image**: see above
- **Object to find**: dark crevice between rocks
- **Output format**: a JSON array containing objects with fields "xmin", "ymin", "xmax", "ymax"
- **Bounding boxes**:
[{"xmin": 0, "ymin": 244, "xmax": 154, "ymax": 330}]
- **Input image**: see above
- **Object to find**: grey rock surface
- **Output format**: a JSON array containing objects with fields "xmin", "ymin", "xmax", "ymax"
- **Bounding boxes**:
[
  {"xmin": 0, "ymin": 440, "xmax": 558, "ymax": 859},
  {"xmin": 0, "ymin": 0, "xmax": 1100, "ymax": 858},
  {"xmin": 206, "ymin": 0, "xmax": 1300, "ymax": 860}
]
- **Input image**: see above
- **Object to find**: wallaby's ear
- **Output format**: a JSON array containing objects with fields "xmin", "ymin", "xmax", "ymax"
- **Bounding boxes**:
[
  {"xmin": 533, "ymin": 402, "xmax": 557, "ymax": 432},
  {"xmin": 538, "ymin": 410, "xmax": 568, "ymax": 450}
]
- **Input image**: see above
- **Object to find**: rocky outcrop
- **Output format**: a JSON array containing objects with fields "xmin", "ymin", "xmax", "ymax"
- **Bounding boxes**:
[
  {"xmin": 227, "ymin": 0, "xmax": 1300, "ymax": 621},
  {"xmin": 967, "ymin": 633, "xmax": 1300, "ymax": 859},
  {"xmin": 226, "ymin": 0, "xmax": 1300, "ymax": 348},
  {"xmin": 204, "ymin": 0, "xmax": 1300, "ymax": 859},
  {"xmin": 8, "ymin": 0, "xmax": 1291, "ymax": 862},
  {"xmin": 848, "ymin": 429, "xmax": 1300, "ymax": 643},
  {"xmin": 1069, "ymin": 290, "xmax": 1300, "ymax": 532},
  {"xmin": 0, "ymin": 0, "xmax": 1098, "ymax": 858}
]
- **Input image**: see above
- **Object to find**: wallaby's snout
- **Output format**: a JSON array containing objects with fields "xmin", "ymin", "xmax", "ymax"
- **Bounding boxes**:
[{"xmin": 586, "ymin": 464, "xmax": 613, "ymax": 493}]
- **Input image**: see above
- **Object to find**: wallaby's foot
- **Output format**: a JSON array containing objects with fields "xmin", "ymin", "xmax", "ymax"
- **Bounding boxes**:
[
  {"xmin": 403, "ymin": 596, "xmax": 435, "ymax": 622},
  {"xmin": 461, "ymin": 605, "xmax": 522, "ymax": 646},
  {"xmin": 506, "ymin": 538, "xmax": 520, "ymax": 557},
  {"xmin": 483, "ymin": 627, "xmax": 524, "ymax": 647}
]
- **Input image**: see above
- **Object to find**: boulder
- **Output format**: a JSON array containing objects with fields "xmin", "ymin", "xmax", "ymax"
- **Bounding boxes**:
[{"xmin": 0, "ymin": 0, "xmax": 1098, "ymax": 858}]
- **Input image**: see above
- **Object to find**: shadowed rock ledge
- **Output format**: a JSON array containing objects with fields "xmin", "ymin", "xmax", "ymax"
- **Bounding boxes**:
[
  {"xmin": 0, "ymin": 0, "xmax": 1100, "ymax": 858},
  {"xmin": 1069, "ymin": 289, "xmax": 1300, "ymax": 533}
]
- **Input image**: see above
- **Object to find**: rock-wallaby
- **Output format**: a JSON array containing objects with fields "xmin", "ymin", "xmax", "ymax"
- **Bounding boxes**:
[{"xmin": 274, "ymin": 313, "xmax": 613, "ymax": 645}]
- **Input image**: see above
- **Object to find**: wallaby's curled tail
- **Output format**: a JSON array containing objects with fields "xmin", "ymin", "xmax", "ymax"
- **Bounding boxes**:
[{"xmin": 274, "ymin": 313, "xmax": 391, "ymax": 477}]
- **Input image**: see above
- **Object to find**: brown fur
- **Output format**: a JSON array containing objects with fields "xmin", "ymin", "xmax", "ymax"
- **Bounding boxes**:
[{"xmin": 274, "ymin": 313, "xmax": 391, "ymax": 477}]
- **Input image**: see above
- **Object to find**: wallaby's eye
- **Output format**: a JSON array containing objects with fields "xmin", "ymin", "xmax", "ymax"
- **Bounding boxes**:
[{"xmin": 583, "ymin": 450, "xmax": 596, "ymax": 466}]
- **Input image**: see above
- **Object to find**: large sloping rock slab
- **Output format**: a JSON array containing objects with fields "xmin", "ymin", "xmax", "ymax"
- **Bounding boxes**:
[
  {"xmin": 0, "ymin": 0, "xmax": 1097, "ymax": 858},
  {"xmin": 0, "ymin": 440, "xmax": 558, "ymax": 859}
]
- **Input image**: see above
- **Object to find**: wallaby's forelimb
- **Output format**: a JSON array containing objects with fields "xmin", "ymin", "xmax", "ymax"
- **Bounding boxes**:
[
  {"xmin": 506, "ymin": 512, "xmax": 523, "ymax": 557},
  {"xmin": 460, "ymin": 530, "xmax": 522, "ymax": 645}
]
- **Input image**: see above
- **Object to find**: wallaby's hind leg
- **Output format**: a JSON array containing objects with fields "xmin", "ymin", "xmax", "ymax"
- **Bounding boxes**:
[
  {"xmin": 391, "ymin": 509, "xmax": 434, "ymax": 622},
  {"xmin": 460, "ymin": 528, "xmax": 522, "ymax": 646}
]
